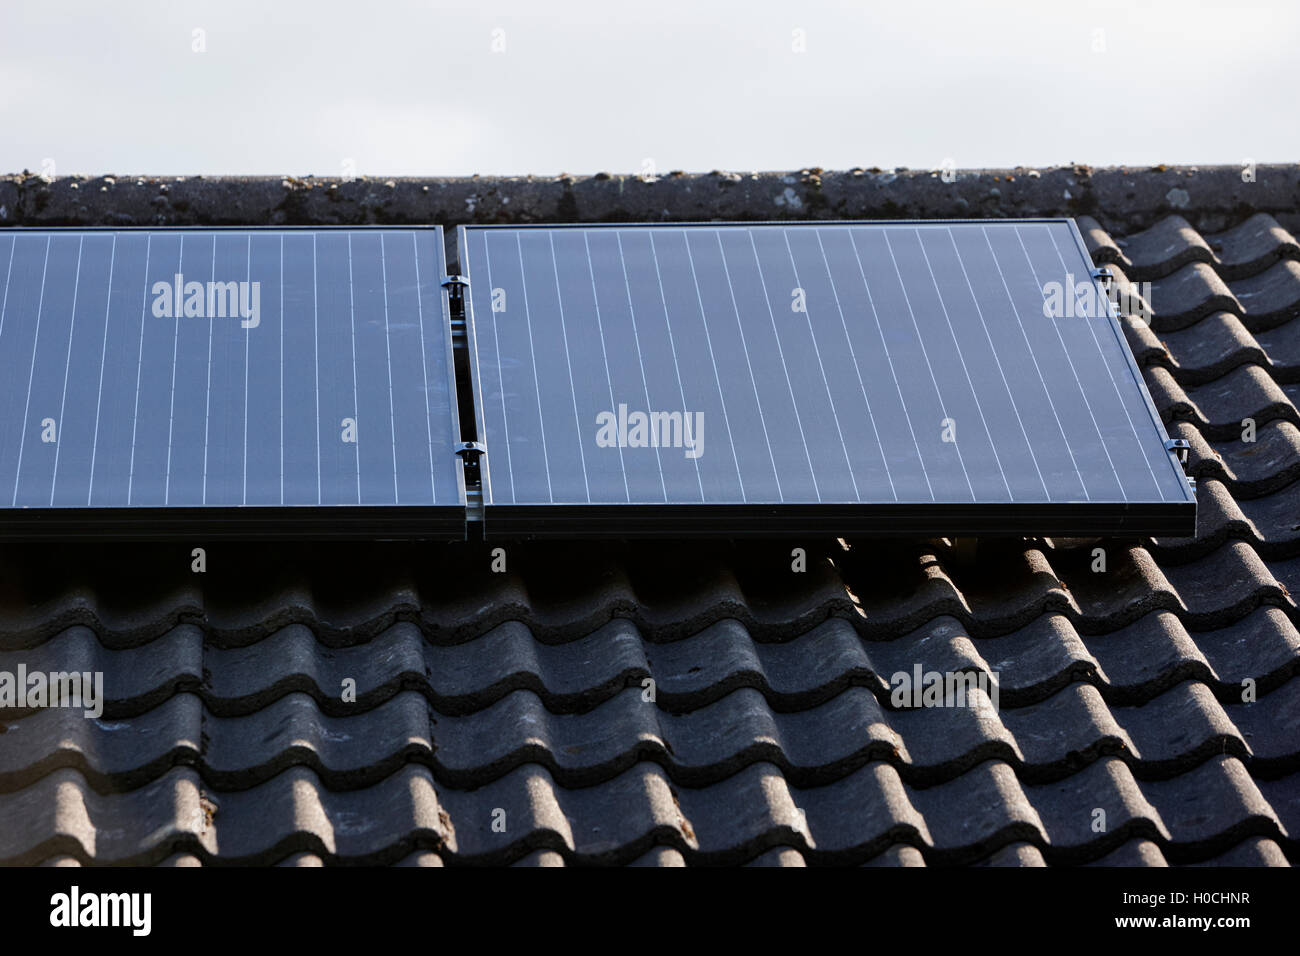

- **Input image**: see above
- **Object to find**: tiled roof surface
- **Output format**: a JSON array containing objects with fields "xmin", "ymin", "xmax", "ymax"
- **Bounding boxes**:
[{"xmin": 1, "ymin": 201, "xmax": 1298, "ymax": 866}]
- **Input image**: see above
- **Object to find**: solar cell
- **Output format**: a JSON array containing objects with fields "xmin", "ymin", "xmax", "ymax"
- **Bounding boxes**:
[
  {"xmin": 460, "ymin": 220, "xmax": 1195, "ymax": 537},
  {"xmin": 0, "ymin": 227, "xmax": 464, "ymax": 539}
]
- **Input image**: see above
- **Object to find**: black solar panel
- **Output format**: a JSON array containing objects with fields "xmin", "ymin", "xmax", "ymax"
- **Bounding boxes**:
[
  {"xmin": 460, "ymin": 220, "xmax": 1195, "ymax": 536},
  {"xmin": 0, "ymin": 227, "xmax": 464, "ymax": 539}
]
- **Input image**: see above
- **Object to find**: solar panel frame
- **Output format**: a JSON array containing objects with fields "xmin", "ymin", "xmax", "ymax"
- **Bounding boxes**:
[
  {"xmin": 459, "ymin": 219, "xmax": 1195, "ymax": 538},
  {"xmin": 0, "ymin": 224, "xmax": 467, "ymax": 540}
]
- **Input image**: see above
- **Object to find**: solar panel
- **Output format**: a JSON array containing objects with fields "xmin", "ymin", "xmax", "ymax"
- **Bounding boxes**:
[
  {"xmin": 459, "ymin": 220, "xmax": 1195, "ymax": 537},
  {"xmin": 0, "ymin": 227, "xmax": 464, "ymax": 539}
]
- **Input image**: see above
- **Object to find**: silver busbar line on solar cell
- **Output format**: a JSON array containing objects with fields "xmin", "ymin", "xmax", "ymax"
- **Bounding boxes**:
[{"xmin": 0, "ymin": 219, "xmax": 1195, "ymax": 540}]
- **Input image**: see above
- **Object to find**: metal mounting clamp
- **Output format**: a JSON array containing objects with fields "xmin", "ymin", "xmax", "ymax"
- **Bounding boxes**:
[
  {"xmin": 454, "ymin": 441, "xmax": 486, "ymax": 460},
  {"xmin": 442, "ymin": 275, "xmax": 469, "ymax": 311},
  {"xmin": 1165, "ymin": 438, "xmax": 1190, "ymax": 467}
]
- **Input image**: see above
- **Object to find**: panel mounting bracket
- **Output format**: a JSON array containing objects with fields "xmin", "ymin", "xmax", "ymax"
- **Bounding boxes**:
[
  {"xmin": 1165, "ymin": 438, "xmax": 1195, "ymax": 495},
  {"xmin": 441, "ymin": 274, "xmax": 469, "ymax": 313},
  {"xmin": 454, "ymin": 442, "xmax": 487, "ymax": 526}
]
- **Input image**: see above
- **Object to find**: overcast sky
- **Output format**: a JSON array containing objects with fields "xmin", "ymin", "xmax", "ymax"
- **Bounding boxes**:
[{"xmin": 2, "ymin": 0, "xmax": 1295, "ymax": 178}]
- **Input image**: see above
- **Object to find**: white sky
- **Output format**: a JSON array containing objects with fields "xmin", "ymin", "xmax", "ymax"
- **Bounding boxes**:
[{"xmin": 2, "ymin": 0, "xmax": 1295, "ymax": 178}]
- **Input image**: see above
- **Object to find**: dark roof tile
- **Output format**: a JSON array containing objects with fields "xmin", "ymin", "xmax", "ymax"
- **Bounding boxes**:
[
  {"xmin": 860, "ymin": 844, "xmax": 926, "ymax": 867},
  {"xmin": 973, "ymin": 841, "xmax": 1048, "ymax": 866},
  {"xmin": 1187, "ymin": 836, "xmax": 1290, "ymax": 866},
  {"xmin": 1086, "ymin": 838, "xmax": 1169, "ymax": 866},
  {"xmin": 1150, "ymin": 363, "xmax": 1298, "ymax": 439},
  {"xmin": 1230, "ymin": 260, "xmax": 1300, "ymax": 331},
  {"xmin": 1176, "ymin": 419, "xmax": 1300, "ymax": 497},
  {"xmin": 1143, "ymin": 313, "xmax": 1267, "ymax": 385},
  {"xmin": 1079, "ymin": 213, "xmax": 1300, "ymax": 282},
  {"xmin": 1208, "ymin": 214, "xmax": 1300, "ymax": 280},
  {"xmin": 1114, "ymin": 215, "xmax": 1215, "ymax": 279},
  {"xmin": 1145, "ymin": 263, "xmax": 1240, "ymax": 331}
]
